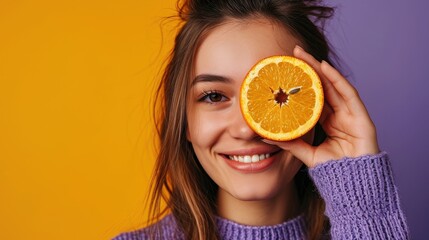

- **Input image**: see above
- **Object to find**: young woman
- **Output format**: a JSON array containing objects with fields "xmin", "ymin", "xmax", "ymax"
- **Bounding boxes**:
[{"xmin": 114, "ymin": 0, "xmax": 409, "ymax": 239}]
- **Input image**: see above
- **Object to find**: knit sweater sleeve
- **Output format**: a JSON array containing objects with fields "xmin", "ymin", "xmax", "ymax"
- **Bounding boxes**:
[
  {"xmin": 308, "ymin": 152, "xmax": 409, "ymax": 239},
  {"xmin": 112, "ymin": 215, "xmax": 183, "ymax": 240}
]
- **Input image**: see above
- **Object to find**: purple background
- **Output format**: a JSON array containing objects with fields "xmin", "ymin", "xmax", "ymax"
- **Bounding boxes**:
[{"xmin": 325, "ymin": 0, "xmax": 429, "ymax": 238}]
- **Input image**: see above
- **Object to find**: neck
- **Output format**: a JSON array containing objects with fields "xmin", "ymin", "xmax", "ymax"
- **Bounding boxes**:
[{"xmin": 216, "ymin": 181, "xmax": 300, "ymax": 226}]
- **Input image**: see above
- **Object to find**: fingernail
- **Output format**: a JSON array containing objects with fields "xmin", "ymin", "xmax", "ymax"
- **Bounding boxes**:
[
  {"xmin": 321, "ymin": 60, "xmax": 330, "ymax": 66},
  {"xmin": 294, "ymin": 45, "xmax": 304, "ymax": 51},
  {"xmin": 261, "ymin": 139, "xmax": 276, "ymax": 145}
]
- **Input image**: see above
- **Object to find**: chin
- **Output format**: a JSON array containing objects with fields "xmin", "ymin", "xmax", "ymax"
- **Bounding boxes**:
[{"xmin": 227, "ymin": 180, "xmax": 286, "ymax": 201}]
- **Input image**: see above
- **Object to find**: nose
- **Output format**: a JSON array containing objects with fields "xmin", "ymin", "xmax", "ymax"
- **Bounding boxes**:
[{"xmin": 228, "ymin": 103, "xmax": 259, "ymax": 140}]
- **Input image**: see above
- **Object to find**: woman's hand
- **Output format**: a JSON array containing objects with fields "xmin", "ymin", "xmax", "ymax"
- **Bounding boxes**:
[{"xmin": 263, "ymin": 46, "xmax": 380, "ymax": 168}]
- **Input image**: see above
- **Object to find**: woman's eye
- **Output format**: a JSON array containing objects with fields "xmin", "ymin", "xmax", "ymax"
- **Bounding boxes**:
[
  {"xmin": 208, "ymin": 93, "xmax": 223, "ymax": 102},
  {"xmin": 200, "ymin": 91, "xmax": 228, "ymax": 103}
]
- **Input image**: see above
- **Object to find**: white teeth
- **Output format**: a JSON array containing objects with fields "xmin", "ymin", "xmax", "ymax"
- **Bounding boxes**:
[{"xmin": 227, "ymin": 153, "xmax": 272, "ymax": 163}]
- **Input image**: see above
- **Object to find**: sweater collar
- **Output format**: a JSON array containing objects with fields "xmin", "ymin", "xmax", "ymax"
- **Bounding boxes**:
[{"xmin": 215, "ymin": 215, "xmax": 307, "ymax": 239}]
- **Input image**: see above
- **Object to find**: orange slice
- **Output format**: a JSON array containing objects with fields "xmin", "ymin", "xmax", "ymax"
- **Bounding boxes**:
[{"xmin": 240, "ymin": 55, "xmax": 324, "ymax": 141}]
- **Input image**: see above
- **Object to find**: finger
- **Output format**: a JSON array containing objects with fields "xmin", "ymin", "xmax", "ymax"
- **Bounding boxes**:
[
  {"xmin": 293, "ymin": 45, "xmax": 323, "ymax": 75},
  {"xmin": 293, "ymin": 46, "xmax": 345, "ymax": 112},
  {"xmin": 262, "ymin": 138, "xmax": 316, "ymax": 167},
  {"xmin": 320, "ymin": 61, "xmax": 369, "ymax": 115}
]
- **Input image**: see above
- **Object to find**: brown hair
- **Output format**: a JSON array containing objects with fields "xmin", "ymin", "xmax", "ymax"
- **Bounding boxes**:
[{"xmin": 150, "ymin": 0, "xmax": 335, "ymax": 239}]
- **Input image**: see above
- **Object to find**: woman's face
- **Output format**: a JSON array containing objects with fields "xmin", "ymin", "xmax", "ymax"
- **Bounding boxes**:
[{"xmin": 186, "ymin": 18, "xmax": 309, "ymax": 202}]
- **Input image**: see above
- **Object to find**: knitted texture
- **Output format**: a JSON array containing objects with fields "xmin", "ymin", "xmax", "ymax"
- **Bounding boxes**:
[
  {"xmin": 113, "ymin": 215, "xmax": 306, "ymax": 240},
  {"xmin": 113, "ymin": 215, "xmax": 184, "ymax": 240},
  {"xmin": 309, "ymin": 152, "xmax": 409, "ymax": 239},
  {"xmin": 216, "ymin": 215, "xmax": 306, "ymax": 239},
  {"xmin": 113, "ymin": 152, "xmax": 409, "ymax": 239}
]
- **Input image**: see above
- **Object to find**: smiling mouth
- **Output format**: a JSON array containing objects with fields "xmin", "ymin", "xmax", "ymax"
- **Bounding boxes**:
[{"xmin": 226, "ymin": 151, "xmax": 280, "ymax": 163}]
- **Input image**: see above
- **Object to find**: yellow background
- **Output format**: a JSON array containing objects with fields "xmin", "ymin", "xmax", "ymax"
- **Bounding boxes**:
[{"xmin": 0, "ymin": 0, "xmax": 177, "ymax": 239}]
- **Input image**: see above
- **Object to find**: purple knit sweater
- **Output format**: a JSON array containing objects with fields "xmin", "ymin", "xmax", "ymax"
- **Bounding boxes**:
[{"xmin": 113, "ymin": 152, "xmax": 409, "ymax": 239}]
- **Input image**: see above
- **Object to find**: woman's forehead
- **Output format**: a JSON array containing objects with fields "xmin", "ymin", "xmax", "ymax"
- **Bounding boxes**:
[{"xmin": 193, "ymin": 18, "xmax": 301, "ymax": 83}]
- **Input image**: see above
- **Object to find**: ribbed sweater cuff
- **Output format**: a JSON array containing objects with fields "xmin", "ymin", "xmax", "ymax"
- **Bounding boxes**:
[
  {"xmin": 309, "ymin": 152, "xmax": 400, "ymax": 218},
  {"xmin": 308, "ymin": 152, "xmax": 409, "ymax": 239}
]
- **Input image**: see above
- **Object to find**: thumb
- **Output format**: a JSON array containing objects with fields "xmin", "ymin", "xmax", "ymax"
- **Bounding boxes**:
[{"xmin": 262, "ymin": 138, "xmax": 316, "ymax": 167}]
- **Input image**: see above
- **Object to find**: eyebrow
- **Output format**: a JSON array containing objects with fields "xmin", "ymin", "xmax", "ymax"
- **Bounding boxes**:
[{"xmin": 191, "ymin": 74, "xmax": 232, "ymax": 86}]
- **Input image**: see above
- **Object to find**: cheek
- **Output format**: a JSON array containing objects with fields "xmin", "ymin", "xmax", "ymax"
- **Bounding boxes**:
[
  {"xmin": 186, "ymin": 108, "xmax": 225, "ymax": 149},
  {"xmin": 187, "ymin": 110, "xmax": 225, "ymax": 181},
  {"xmin": 281, "ymin": 152, "xmax": 303, "ymax": 179}
]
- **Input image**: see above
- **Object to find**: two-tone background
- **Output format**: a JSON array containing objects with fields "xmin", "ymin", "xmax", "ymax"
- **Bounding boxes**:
[{"xmin": 1, "ymin": 0, "xmax": 427, "ymax": 239}]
